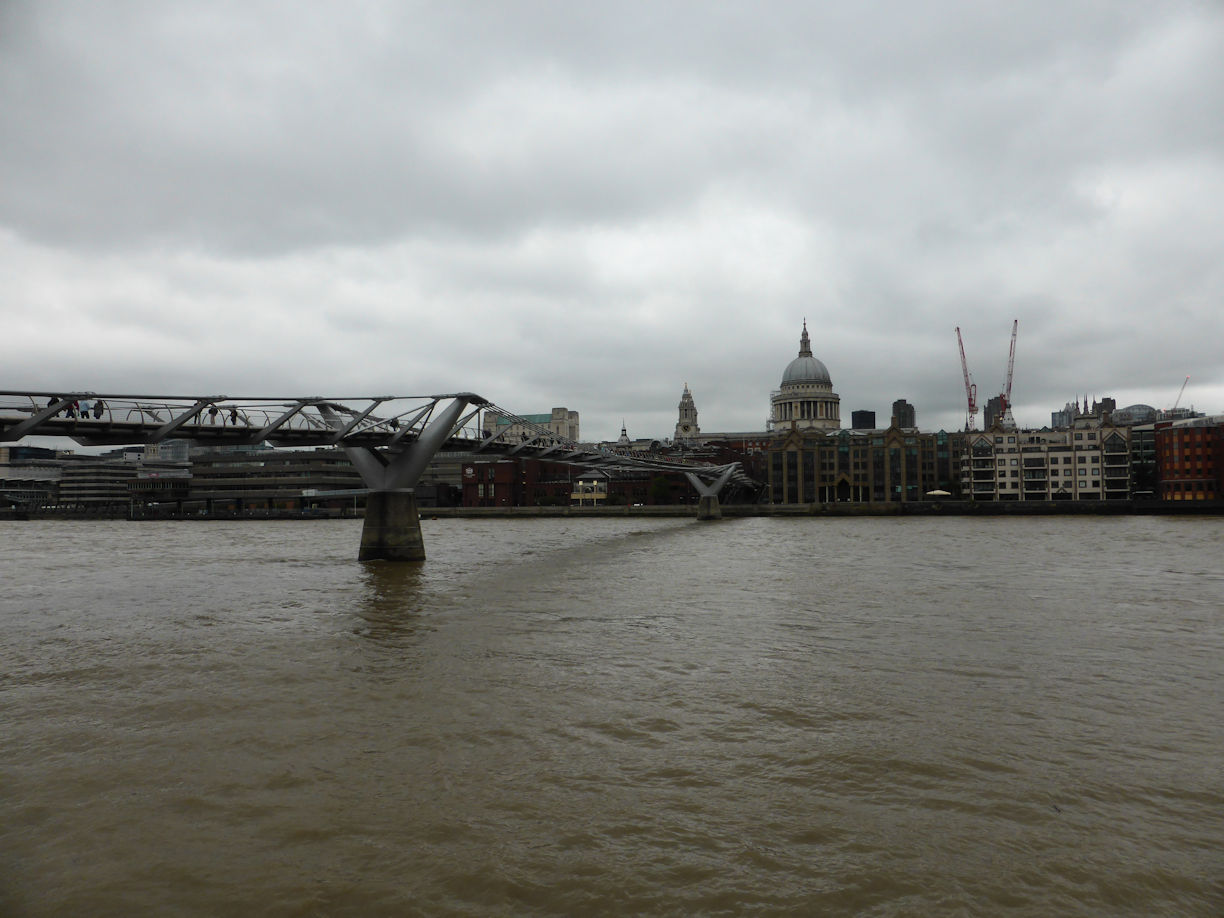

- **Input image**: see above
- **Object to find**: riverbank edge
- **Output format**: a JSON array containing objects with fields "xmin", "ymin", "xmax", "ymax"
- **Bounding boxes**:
[
  {"xmin": 428, "ymin": 500, "xmax": 1224, "ymax": 518},
  {"xmin": 4, "ymin": 500, "xmax": 1222, "ymax": 521}
]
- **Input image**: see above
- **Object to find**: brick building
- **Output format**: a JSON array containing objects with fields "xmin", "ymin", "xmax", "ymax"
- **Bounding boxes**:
[
  {"xmin": 768, "ymin": 425, "xmax": 962, "ymax": 504},
  {"xmin": 1154, "ymin": 416, "xmax": 1224, "ymax": 501},
  {"xmin": 461, "ymin": 457, "xmax": 696, "ymax": 507},
  {"xmin": 462, "ymin": 458, "xmax": 576, "ymax": 507}
]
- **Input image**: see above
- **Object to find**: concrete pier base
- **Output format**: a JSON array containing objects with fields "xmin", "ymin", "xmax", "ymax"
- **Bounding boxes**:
[
  {"xmin": 696, "ymin": 495, "xmax": 722, "ymax": 520},
  {"xmin": 359, "ymin": 490, "xmax": 426, "ymax": 561}
]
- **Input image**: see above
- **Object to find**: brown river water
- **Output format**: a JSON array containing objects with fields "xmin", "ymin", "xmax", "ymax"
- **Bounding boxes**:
[{"xmin": 1, "ymin": 515, "xmax": 1221, "ymax": 916}]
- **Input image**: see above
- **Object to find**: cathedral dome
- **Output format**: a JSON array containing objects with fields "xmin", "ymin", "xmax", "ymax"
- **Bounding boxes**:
[
  {"xmin": 780, "ymin": 322, "xmax": 831, "ymax": 386},
  {"xmin": 782, "ymin": 354, "xmax": 832, "ymax": 386}
]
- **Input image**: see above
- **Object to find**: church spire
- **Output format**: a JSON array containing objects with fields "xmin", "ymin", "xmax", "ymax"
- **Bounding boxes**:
[
  {"xmin": 675, "ymin": 383, "xmax": 699, "ymax": 442},
  {"xmin": 798, "ymin": 319, "xmax": 812, "ymax": 358}
]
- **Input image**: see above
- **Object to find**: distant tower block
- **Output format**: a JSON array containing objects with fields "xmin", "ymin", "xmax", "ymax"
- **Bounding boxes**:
[
  {"xmin": 675, "ymin": 384, "xmax": 700, "ymax": 443},
  {"xmin": 984, "ymin": 395, "xmax": 1004, "ymax": 430},
  {"xmin": 892, "ymin": 399, "xmax": 916, "ymax": 428}
]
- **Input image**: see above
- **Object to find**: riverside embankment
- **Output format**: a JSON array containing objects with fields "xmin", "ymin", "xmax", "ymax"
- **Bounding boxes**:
[
  {"xmin": 5, "ymin": 499, "xmax": 1223, "ymax": 521},
  {"xmin": 425, "ymin": 499, "xmax": 1224, "ymax": 518}
]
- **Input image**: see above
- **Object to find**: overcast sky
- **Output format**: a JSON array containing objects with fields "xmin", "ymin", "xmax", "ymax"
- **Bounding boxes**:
[{"xmin": 3, "ymin": 1, "xmax": 1221, "ymax": 441}]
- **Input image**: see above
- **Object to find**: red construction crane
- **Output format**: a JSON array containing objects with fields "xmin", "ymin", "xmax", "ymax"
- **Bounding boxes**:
[{"xmin": 955, "ymin": 327, "xmax": 978, "ymax": 430}]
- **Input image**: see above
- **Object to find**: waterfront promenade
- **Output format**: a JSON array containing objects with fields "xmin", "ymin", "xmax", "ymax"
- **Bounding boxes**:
[
  {"xmin": 4, "ymin": 499, "xmax": 1222, "ymax": 522},
  {"xmin": 428, "ymin": 499, "xmax": 1224, "ymax": 518}
]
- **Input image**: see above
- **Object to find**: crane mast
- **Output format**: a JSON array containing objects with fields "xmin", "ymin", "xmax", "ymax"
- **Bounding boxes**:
[
  {"xmin": 999, "ymin": 319, "xmax": 1018, "ymax": 429},
  {"xmin": 1172, "ymin": 375, "xmax": 1190, "ymax": 412},
  {"xmin": 955, "ymin": 327, "xmax": 978, "ymax": 430}
]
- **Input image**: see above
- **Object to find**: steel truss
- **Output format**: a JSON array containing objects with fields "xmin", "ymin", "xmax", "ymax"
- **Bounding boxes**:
[{"xmin": 0, "ymin": 390, "xmax": 756, "ymax": 493}]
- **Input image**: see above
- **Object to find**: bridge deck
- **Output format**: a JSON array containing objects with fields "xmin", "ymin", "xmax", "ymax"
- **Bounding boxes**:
[{"xmin": 0, "ymin": 391, "xmax": 759, "ymax": 487}]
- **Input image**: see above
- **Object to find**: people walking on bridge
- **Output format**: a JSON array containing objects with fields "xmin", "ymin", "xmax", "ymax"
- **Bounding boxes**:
[
  {"xmin": 93, "ymin": 400, "xmax": 105, "ymax": 419},
  {"xmin": 208, "ymin": 405, "xmax": 219, "ymax": 424},
  {"xmin": 229, "ymin": 408, "xmax": 239, "ymax": 425}
]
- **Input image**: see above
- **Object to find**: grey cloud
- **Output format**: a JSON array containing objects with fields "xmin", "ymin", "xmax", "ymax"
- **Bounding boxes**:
[{"xmin": 6, "ymin": 1, "xmax": 1215, "ymax": 254}]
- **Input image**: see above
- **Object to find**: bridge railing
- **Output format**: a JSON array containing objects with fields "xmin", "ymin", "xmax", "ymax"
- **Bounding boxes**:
[
  {"xmin": 0, "ymin": 392, "xmax": 486, "ymax": 443},
  {"xmin": 1, "ymin": 390, "xmax": 759, "ymax": 488}
]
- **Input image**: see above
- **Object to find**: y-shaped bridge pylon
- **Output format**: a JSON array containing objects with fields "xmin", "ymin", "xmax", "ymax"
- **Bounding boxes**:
[
  {"xmin": 319, "ymin": 394, "xmax": 484, "ymax": 561},
  {"xmin": 684, "ymin": 466, "xmax": 739, "ymax": 520}
]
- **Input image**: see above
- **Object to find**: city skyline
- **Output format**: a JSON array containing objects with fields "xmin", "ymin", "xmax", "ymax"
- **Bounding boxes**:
[{"xmin": 2, "ymin": 2, "xmax": 1222, "ymax": 443}]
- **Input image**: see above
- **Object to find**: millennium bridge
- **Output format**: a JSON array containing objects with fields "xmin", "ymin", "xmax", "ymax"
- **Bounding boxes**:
[{"xmin": 0, "ymin": 390, "xmax": 757, "ymax": 561}]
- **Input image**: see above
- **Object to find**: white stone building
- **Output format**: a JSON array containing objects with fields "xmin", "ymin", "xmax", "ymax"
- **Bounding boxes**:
[
  {"xmin": 482, "ymin": 408, "xmax": 579, "ymax": 443},
  {"xmin": 768, "ymin": 321, "xmax": 841, "ymax": 433},
  {"xmin": 674, "ymin": 384, "xmax": 701, "ymax": 443}
]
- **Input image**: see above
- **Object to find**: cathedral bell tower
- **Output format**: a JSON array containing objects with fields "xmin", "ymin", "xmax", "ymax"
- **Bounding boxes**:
[{"xmin": 675, "ymin": 383, "xmax": 700, "ymax": 444}]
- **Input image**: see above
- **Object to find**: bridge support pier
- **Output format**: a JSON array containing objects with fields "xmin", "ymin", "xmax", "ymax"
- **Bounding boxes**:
[
  {"xmin": 685, "ymin": 466, "xmax": 737, "ymax": 522},
  {"xmin": 359, "ymin": 490, "xmax": 426, "ymax": 561},
  {"xmin": 328, "ymin": 395, "xmax": 481, "ymax": 562}
]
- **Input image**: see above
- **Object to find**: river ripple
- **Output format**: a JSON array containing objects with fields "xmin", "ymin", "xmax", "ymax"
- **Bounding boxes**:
[{"xmin": 2, "ymin": 516, "xmax": 1221, "ymax": 916}]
